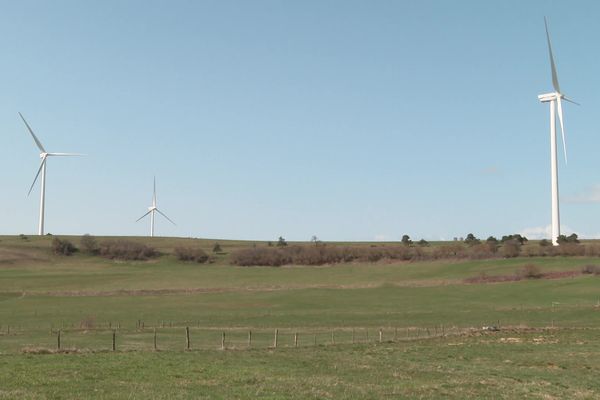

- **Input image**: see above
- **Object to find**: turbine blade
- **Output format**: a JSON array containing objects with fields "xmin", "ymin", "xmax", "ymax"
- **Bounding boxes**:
[
  {"xmin": 544, "ymin": 17, "xmax": 561, "ymax": 93},
  {"xmin": 563, "ymin": 96, "xmax": 580, "ymax": 106},
  {"xmin": 556, "ymin": 97, "xmax": 568, "ymax": 165},
  {"xmin": 135, "ymin": 210, "xmax": 152, "ymax": 222},
  {"xmin": 153, "ymin": 176, "xmax": 156, "ymax": 207},
  {"xmin": 47, "ymin": 153, "xmax": 86, "ymax": 156},
  {"xmin": 156, "ymin": 209, "xmax": 176, "ymax": 226},
  {"xmin": 19, "ymin": 112, "xmax": 46, "ymax": 153},
  {"xmin": 28, "ymin": 158, "xmax": 45, "ymax": 196}
]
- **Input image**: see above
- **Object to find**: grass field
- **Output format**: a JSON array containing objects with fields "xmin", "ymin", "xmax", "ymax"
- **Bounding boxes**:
[{"xmin": 1, "ymin": 235, "xmax": 600, "ymax": 398}]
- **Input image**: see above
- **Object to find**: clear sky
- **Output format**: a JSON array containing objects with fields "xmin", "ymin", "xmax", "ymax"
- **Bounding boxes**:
[{"xmin": 1, "ymin": 0, "xmax": 600, "ymax": 241}]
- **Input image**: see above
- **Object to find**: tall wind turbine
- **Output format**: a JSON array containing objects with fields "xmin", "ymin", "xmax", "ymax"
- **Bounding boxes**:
[
  {"xmin": 20, "ymin": 113, "xmax": 84, "ymax": 235},
  {"xmin": 136, "ymin": 177, "xmax": 176, "ymax": 237},
  {"xmin": 537, "ymin": 18, "xmax": 578, "ymax": 246}
]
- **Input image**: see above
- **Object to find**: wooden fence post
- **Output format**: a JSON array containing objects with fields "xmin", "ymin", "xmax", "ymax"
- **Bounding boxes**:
[
  {"xmin": 379, "ymin": 328, "xmax": 383, "ymax": 343},
  {"xmin": 247, "ymin": 330, "xmax": 252, "ymax": 347},
  {"xmin": 154, "ymin": 328, "xmax": 157, "ymax": 351},
  {"xmin": 221, "ymin": 331, "xmax": 226, "ymax": 350},
  {"xmin": 273, "ymin": 329, "xmax": 279, "ymax": 348},
  {"xmin": 112, "ymin": 330, "xmax": 116, "ymax": 351},
  {"xmin": 294, "ymin": 332, "xmax": 298, "ymax": 347},
  {"xmin": 57, "ymin": 329, "xmax": 61, "ymax": 350},
  {"xmin": 185, "ymin": 327, "xmax": 190, "ymax": 350}
]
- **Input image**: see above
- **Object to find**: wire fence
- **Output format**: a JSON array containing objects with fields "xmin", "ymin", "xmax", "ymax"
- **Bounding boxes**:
[{"xmin": 0, "ymin": 323, "xmax": 484, "ymax": 354}]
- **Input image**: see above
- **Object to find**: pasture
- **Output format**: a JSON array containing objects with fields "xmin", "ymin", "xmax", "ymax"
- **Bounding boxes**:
[{"xmin": 1, "ymin": 235, "xmax": 600, "ymax": 398}]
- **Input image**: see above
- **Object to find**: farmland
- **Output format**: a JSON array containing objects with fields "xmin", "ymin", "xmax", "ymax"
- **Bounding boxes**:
[{"xmin": 1, "ymin": 235, "xmax": 600, "ymax": 398}]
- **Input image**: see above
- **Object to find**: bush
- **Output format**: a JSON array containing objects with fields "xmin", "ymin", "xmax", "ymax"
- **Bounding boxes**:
[
  {"xmin": 174, "ymin": 247, "xmax": 209, "ymax": 263},
  {"xmin": 277, "ymin": 236, "xmax": 287, "ymax": 247},
  {"xmin": 501, "ymin": 240, "xmax": 521, "ymax": 258},
  {"xmin": 51, "ymin": 237, "xmax": 77, "ymax": 256},
  {"xmin": 517, "ymin": 264, "xmax": 543, "ymax": 279},
  {"xmin": 212, "ymin": 243, "xmax": 222, "ymax": 253},
  {"xmin": 582, "ymin": 265, "xmax": 600, "ymax": 275},
  {"xmin": 539, "ymin": 239, "xmax": 552, "ymax": 247},
  {"xmin": 468, "ymin": 243, "xmax": 498, "ymax": 259},
  {"xmin": 99, "ymin": 240, "xmax": 158, "ymax": 261},
  {"xmin": 401, "ymin": 235, "xmax": 412, "ymax": 246},
  {"xmin": 417, "ymin": 239, "xmax": 429, "ymax": 247},
  {"xmin": 80, "ymin": 234, "xmax": 99, "ymax": 255}
]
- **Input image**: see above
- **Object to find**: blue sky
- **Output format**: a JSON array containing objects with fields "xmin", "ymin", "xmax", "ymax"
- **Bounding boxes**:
[{"xmin": 1, "ymin": 0, "xmax": 600, "ymax": 241}]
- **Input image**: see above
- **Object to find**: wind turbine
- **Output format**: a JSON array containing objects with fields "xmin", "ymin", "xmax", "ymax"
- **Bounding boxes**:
[
  {"xmin": 20, "ymin": 113, "xmax": 84, "ymax": 236},
  {"xmin": 136, "ymin": 177, "xmax": 176, "ymax": 237},
  {"xmin": 537, "ymin": 18, "xmax": 578, "ymax": 246}
]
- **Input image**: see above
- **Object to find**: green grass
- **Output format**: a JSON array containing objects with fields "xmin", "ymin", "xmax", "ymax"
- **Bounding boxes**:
[
  {"xmin": 2, "ymin": 235, "xmax": 600, "ymax": 398},
  {"xmin": 2, "ymin": 329, "xmax": 600, "ymax": 399}
]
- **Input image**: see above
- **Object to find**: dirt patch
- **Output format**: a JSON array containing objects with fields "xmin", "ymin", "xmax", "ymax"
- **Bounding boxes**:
[{"xmin": 464, "ymin": 269, "xmax": 581, "ymax": 285}]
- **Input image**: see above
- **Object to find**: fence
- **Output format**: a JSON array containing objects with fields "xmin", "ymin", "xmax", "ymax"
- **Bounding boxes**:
[{"xmin": 0, "ymin": 323, "xmax": 475, "ymax": 354}]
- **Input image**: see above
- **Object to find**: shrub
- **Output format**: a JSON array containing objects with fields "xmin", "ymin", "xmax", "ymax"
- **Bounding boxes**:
[
  {"xmin": 432, "ymin": 244, "xmax": 467, "ymax": 259},
  {"xmin": 212, "ymin": 243, "xmax": 222, "ymax": 253},
  {"xmin": 501, "ymin": 239, "xmax": 521, "ymax": 258},
  {"xmin": 555, "ymin": 243, "xmax": 585, "ymax": 256},
  {"xmin": 277, "ymin": 236, "xmax": 287, "ymax": 247},
  {"xmin": 51, "ymin": 237, "xmax": 77, "ymax": 256},
  {"xmin": 174, "ymin": 247, "xmax": 209, "ymax": 263},
  {"xmin": 98, "ymin": 240, "xmax": 158, "ymax": 261},
  {"xmin": 80, "ymin": 234, "xmax": 99, "ymax": 255},
  {"xmin": 468, "ymin": 243, "xmax": 498, "ymax": 259},
  {"xmin": 539, "ymin": 239, "xmax": 552, "ymax": 247},
  {"xmin": 231, "ymin": 247, "xmax": 290, "ymax": 267},
  {"xmin": 401, "ymin": 235, "xmax": 412, "ymax": 246},
  {"xmin": 517, "ymin": 264, "xmax": 543, "ymax": 279},
  {"xmin": 582, "ymin": 265, "xmax": 600, "ymax": 275},
  {"xmin": 19, "ymin": 234, "xmax": 28, "ymax": 240},
  {"xmin": 417, "ymin": 239, "xmax": 429, "ymax": 247}
]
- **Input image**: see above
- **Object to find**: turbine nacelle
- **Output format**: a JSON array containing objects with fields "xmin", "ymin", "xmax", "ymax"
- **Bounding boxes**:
[{"xmin": 538, "ymin": 92, "xmax": 561, "ymax": 103}]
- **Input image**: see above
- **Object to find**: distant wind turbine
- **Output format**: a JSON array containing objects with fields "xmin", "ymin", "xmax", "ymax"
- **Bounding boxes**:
[
  {"xmin": 20, "ymin": 112, "xmax": 84, "ymax": 235},
  {"xmin": 537, "ymin": 18, "xmax": 578, "ymax": 246},
  {"xmin": 136, "ymin": 177, "xmax": 175, "ymax": 237}
]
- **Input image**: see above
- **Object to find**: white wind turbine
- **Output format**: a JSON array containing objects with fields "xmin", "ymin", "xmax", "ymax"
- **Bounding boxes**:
[
  {"xmin": 136, "ymin": 177, "xmax": 176, "ymax": 237},
  {"xmin": 20, "ymin": 113, "xmax": 84, "ymax": 236},
  {"xmin": 537, "ymin": 18, "xmax": 578, "ymax": 246}
]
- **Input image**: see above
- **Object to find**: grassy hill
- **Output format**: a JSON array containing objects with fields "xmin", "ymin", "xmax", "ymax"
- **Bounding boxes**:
[{"xmin": 1, "ymin": 234, "xmax": 600, "ymax": 398}]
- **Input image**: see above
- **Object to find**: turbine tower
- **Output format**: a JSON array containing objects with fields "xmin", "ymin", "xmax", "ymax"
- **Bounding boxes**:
[
  {"xmin": 537, "ymin": 18, "xmax": 577, "ymax": 246},
  {"xmin": 136, "ymin": 177, "xmax": 176, "ymax": 237},
  {"xmin": 20, "ymin": 113, "xmax": 83, "ymax": 235}
]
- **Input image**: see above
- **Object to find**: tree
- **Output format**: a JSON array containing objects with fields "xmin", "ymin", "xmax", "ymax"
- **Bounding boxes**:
[
  {"xmin": 277, "ymin": 236, "xmax": 287, "ymax": 247},
  {"xmin": 417, "ymin": 239, "xmax": 429, "ymax": 247},
  {"xmin": 401, "ymin": 235, "xmax": 412, "ymax": 246},
  {"xmin": 557, "ymin": 233, "xmax": 579, "ymax": 245},
  {"xmin": 486, "ymin": 236, "xmax": 498, "ymax": 244},
  {"xmin": 464, "ymin": 233, "xmax": 481, "ymax": 246},
  {"xmin": 501, "ymin": 234, "xmax": 528, "ymax": 245},
  {"xmin": 212, "ymin": 242, "xmax": 222, "ymax": 253},
  {"xmin": 539, "ymin": 239, "xmax": 552, "ymax": 247}
]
